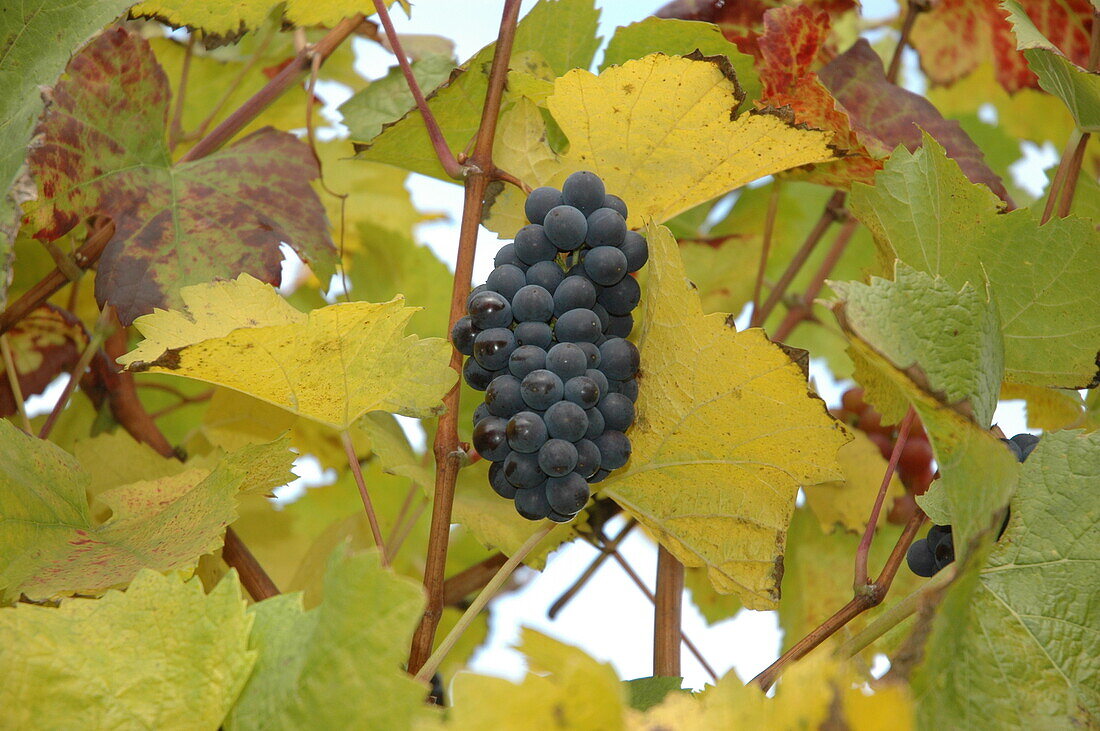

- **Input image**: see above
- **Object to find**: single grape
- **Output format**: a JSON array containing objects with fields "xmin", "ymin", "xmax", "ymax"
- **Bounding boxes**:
[
  {"xmin": 858, "ymin": 406, "xmax": 883, "ymax": 434},
  {"xmin": 506, "ymin": 410, "xmax": 549, "ymax": 453},
  {"xmin": 598, "ymin": 338, "xmax": 640, "ymax": 380},
  {"xmin": 463, "ymin": 358, "xmax": 497, "ymax": 391},
  {"xmin": 584, "ymin": 406, "xmax": 605, "ymax": 440},
  {"xmin": 468, "ymin": 290, "xmax": 512, "ymax": 329},
  {"xmin": 602, "ymin": 194, "xmax": 628, "ymax": 219},
  {"xmin": 597, "ymin": 274, "xmax": 641, "ymax": 315},
  {"xmin": 594, "ymin": 430, "xmax": 631, "ymax": 469},
  {"xmin": 473, "ymin": 327, "xmax": 516, "ymax": 371},
  {"xmin": 547, "ymin": 510, "xmax": 576, "ymax": 524},
  {"xmin": 553, "ymin": 275, "xmax": 598, "ymax": 316},
  {"xmin": 1001, "ymin": 437, "xmax": 1023, "ymax": 461},
  {"xmin": 508, "ymin": 345, "xmax": 547, "ymax": 379},
  {"xmin": 585, "ymin": 368, "xmax": 609, "ymax": 398},
  {"xmin": 514, "ymin": 484, "xmax": 552, "ymax": 521},
  {"xmin": 494, "ymin": 243, "xmax": 526, "ymax": 270},
  {"xmin": 1010, "ymin": 433, "xmax": 1040, "ymax": 461},
  {"xmin": 545, "ymin": 343, "xmax": 588, "ymax": 380},
  {"xmin": 617, "ymin": 377, "xmax": 639, "ymax": 402},
  {"xmin": 561, "ymin": 171, "xmax": 606, "ymax": 215},
  {"xmin": 574, "ymin": 438, "xmax": 601, "ymax": 478},
  {"xmin": 525, "ymin": 186, "xmax": 563, "ymax": 225},
  {"xmin": 512, "ymin": 284, "xmax": 554, "ymax": 323},
  {"xmin": 489, "ymin": 461, "xmax": 517, "ymax": 499},
  {"xmin": 592, "ymin": 303, "xmax": 610, "ymax": 332},
  {"xmin": 546, "ymin": 472, "xmax": 590, "ymax": 514},
  {"xmin": 607, "ymin": 313, "xmax": 633, "ymax": 339},
  {"xmin": 840, "ymin": 387, "xmax": 865, "ymax": 414},
  {"xmin": 620, "ymin": 231, "xmax": 649, "ymax": 272},
  {"xmin": 472, "ymin": 416, "xmax": 510, "ymax": 461},
  {"xmin": 599, "ymin": 392, "xmax": 635, "ymax": 432},
  {"xmin": 514, "ymin": 321, "xmax": 552, "ymax": 349},
  {"xmin": 485, "ymin": 375, "xmax": 524, "ymax": 418},
  {"xmin": 544, "ymin": 400, "xmax": 588, "ymax": 442},
  {"xmin": 577, "ymin": 341, "xmax": 601, "ymax": 369},
  {"xmin": 514, "ymin": 224, "xmax": 558, "ymax": 265},
  {"xmin": 898, "ymin": 437, "xmax": 934, "ymax": 477},
  {"xmin": 451, "ymin": 316, "xmax": 477, "ymax": 356},
  {"xmin": 588, "ymin": 468, "xmax": 611, "ymax": 483},
  {"xmin": 905, "ymin": 538, "xmax": 937, "ymax": 577},
  {"xmin": 486, "ymin": 264, "xmax": 527, "ymax": 300},
  {"xmin": 583, "ymin": 246, "xmax": 628, "ymax": 286},
  {"xmin": 564, "ymin": 375, "xmax": 600, "ymax": 409},
  {"xmin": 586, "ymin": 208, "xmax": 627, "ymax": 248},
  {"xmin": 520, "ymin": 369, "xmax": 564, "ymax": 411},
  {"xmin": 538, "ymin": 439, "xmax": 578, "ymax": 477},
  {"xmin": 526, "ymin": 260, "xmax": 565, "ymax": 294},
  {"xmin": 554, "ymin": 308, "xmax": 602, "ymax": 343},
  {"xmin": 930, "ymin": 528, "xmax": 954, "ymax": 568},
  {"xmin": 465, "ymin": 283, "xmax": 487, "ymax": 309},
  {"xmin": 472, "ymin": 402, "xmax": 490, "ymax": 427},
  {"xmin": 504, "ymin": 450, "xmax": 545, "ymax": 489},
  {"xmin": 543, "ymin": 205, "xmax": 588, "ymax": 250}
]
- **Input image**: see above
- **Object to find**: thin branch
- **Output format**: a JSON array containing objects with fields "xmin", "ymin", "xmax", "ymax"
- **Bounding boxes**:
[
  {"xmin": 370, "ymin": 0, "xmax": 463, "ymax": 179},
  {"xmin": 38, "ymin": 307, "xmax": 113, "ymax": 439},
  {"xmin": 385, "ymin": 483, "xmax": 421, "ymax": 556},
  {"xmin": 1040, "ymin": 129, "xmax": 1083, "ymax": 224},
  {"xmin": 408, "ymin": 0, "xmax": 524, "ymax": 676},
  {"xmin": 414, "ymin": 523, "xmax": 554, "ymax": 684},
  {"xmin": 492, "ymin": 166, "xmax": 533, "ymax": 194},
  {"xmin": 0, "ymin": 335, "xmax": 31, "ymax": 432},
  {"xmin": 388, "ymin": 494, "xmax": 428, "ymax": 560},
  {"xmin": 341, "ymin": 430, "xmax": 388, "ymax": 565},
  {"xmin": 549, "ymin": 519, "xmax": 636, "ymax": 619},
  {"xmin": 168, "ymin": 34, "xmax": 196, "ymax": 151},
  {"xmin": 749, "ymin": 183, "xmax": 781, "ymax": 328},
  {"xmin": 772, "ymin": 216, "xmax": 859, "ymax": 341},
  {"xmin": 147, "ymin": 388, "xmax": 215, "ymax": 420},
  {"xmin": 855, "ymin": 407, "xmax": 917, "ymax": 587},
  {"xmin": 444, "ymin": 552, "xmax": 508, "ymax": 606},
  {"xmin": 1055, "ymin": 131, "xmax": 1091, "ymax": 219},
  {"xmin": 885, "ymin": 0, "xmax": 925, "ymax": 85},
  {"xmin": 654, "ymin": 545, "xmax": 685, "ymax": 677},
  {"xmin": 224, "ymin": 526, "xmax": 281, "ymax": 601}
]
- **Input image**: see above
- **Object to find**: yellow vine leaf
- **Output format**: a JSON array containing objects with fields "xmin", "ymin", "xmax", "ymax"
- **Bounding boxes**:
[
  {"xmin": 119, "ymin": 274, "xmax": 456, "ymax": 431},
  {"xmin": 131, "ymin": 0, "xmax": 399, "ymax": 37},
  {"xmin": 601, "ymin": 225, "xmax": 849, "ymax": 610},
  {"xmin": 804, "ymin": 430, "xmax": 905, "ymax": 534},
  {"xmin": 0, "ymin": 570, "xmax": 255, "ymax": 729}
]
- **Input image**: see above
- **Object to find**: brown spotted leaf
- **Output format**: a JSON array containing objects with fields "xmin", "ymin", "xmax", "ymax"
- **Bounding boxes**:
[
  {"xmin": 27, "ymin": 28, "xmax": 335, "ymax": 325},
  {"xmin": 0, "ymin": 304, "xmax": 88, "ymax": 417}
]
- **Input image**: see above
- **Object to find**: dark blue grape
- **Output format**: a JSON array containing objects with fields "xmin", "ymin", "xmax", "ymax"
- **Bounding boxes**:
[
  {"xmin": 547, "ymin": 510, "xmax": 575, "ymax": 524},
  {"xmin": 494, "ymin": 243, "xmax": 526, "ymax": 270},
  {"xmin": 486, "ymin": 264, "xmax": 527, "ymax": 300},
  {"xmin": 486, "ymin": 375, "xmax": 524, "ymax": 417},
  {"xmin": 508, "ymin": 345, "xmax": 547, "ymax": 380},
  {"xmin": 599, "ymin": 338, "xmax": 639, "ymax": 380},
  {"xmin": 585, "ymin": 368, "xmax": 609, "ymax": 398},
  {"xmin": 598, "ymin": 275, "xmax": 640, "ymax": 315},
  {"xmin": 554, "ymin": 308, "xmax": 602, "ymax": 343},
  {"xmin": 583, "ymin": 246, "xmax": 628, "ymax": 286},
  {"xmin": 574, "ymin": 438, "xmax": 601, "ymax": 478},
  {"xmin": 543, "ymin": 205, "xmax": 588, "ymax": 251},
  {"xmin": 514, "ymin": 483, "xmax": 552, "ymax": 520},
  {"xmin": 489, "ymin": 461, "xmax": 517, "ymax": 499},
  {"xmin": 538, "ymin": 438, "xmax": 578, "ymax": 477},
  {"xmin": 463, "ymin": 359, "xmax": 497, "ymax": 391},
  {"xmin": 514, "ymin": 224, "xmax": 558, "ymax": 265},
  {"xmin": 617, "ymin": 377, "xmax": 639, "ymax": 402},
  {"xmin": 466, "ymin": 283, "xmax": 486, "ymax": 309},
  {"xmin": 602, "ymin": 194, "xmax": 628, "ymax": 219},
  {"xmin": 929, "ymin": 526, "xmax": 955, "ymax": 568},
  {"xmin": 544, "ymin": 400, "xmax": 588, "ymax": 442},
  {"xmin": 473, "ymin": 416, "xmax": 510, "ymax": 461},
  {"xmin": 906, "ymin": 538, "xmax": 936, "ymax": 577},
  {"xmin": 588, "ymin": 468, "xmax": 611, "ymax": 484},
  {"xmin": 511, "ymin": 284, "xmax": 554, "ymax": 323},
  {"xmin": 599, "ymin": 392, "xmax": 635, "ymax": 432},
  {"xmin": 525, "ymin": 186, "xmax": 563, "ymax": 225},
  {"xmin": 520, "ymin": 369, "xmax": 564, "ymax": 410},
  {"xmin": 584, "ymin": 406, "xmax": 605, "ymax": 440},
  {"xmin": 564, "ymin": 376, "xmax": 600, "ymax": 409},
  {"xmin": 592, "ymin": 304, "xmax": 610, "ymax": 332},
  {"xmin": 607, "ymin": 313, "xmax": 633, "ymax": 339},
  {"xmin": 562, "ymin": 171, "xmax": 605, "ymax": 215},
  {"xmin": 1011, "ymin": 433, "xmax": 1040, "ymax": 461},
  {"xmin": 451, "ymin": 316, "xmax": 477, "ymax": 356},
  {"xmin": 506, "ymin": 410, "xmax": 548, "ymax": 453},
  {"xmin": 504, "ymin": 450, "xmax": 545, "ymax": 489},
  {"xmin": 620, "ymin": 231, "xmax": 649, "ymax": 272},
  {"xmin": 468, "ymin": 290, "xmax": 512, "ymax": 329},
  {"xmin": 526, "ymin": 260, "xmax": 565, "ymax": 294},
  {"xmin": 514, "ymin": 321, "xmax": 552, "ymax": 349},
  {"xmin": 546, "ymin": 472, "xmax": 590, "ymax": 514},
  {"xmin": 586, "ymin": 208, "xmax": 626, "ymax": 248},
  {"xmin": 472, "ymin": 402, "xmax": 490, "ymax": 427},
  {"xmin": 545, "ymin": 343, "xmax": 587, "ymax": 380},
  {"xmin": 473, "ymin": 327, "xmax": 516, "ymax": 371},
  {"xmin": 577, "ymin": 342, "xmax": 601, "ymax": 369},
  {"xmin": 553, "ymin": 276, "xmax": 597, "ymax": 316},
  {"xmin": 593, "ymin": 430, "xmax": 631, "ymax": 469}
]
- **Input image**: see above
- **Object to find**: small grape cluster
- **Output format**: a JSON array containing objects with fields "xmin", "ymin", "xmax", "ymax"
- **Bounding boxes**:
[
  {"xmin": 453, "ymin": 171, "xmax": 647, "ymax": 523},
  {"xmin": 905, "ymin": 433, "xmax": 1039, "ymax": 577}
]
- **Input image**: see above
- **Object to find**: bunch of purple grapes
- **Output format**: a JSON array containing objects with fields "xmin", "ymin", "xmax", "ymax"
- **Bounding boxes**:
[{"xmin": 453, "ymin": 171, "xmax": 648, "ymax": 522}]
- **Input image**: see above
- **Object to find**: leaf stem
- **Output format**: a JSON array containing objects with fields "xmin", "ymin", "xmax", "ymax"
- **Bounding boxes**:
[
  {"xmin": 772, "ymin": 215, "xmax": 858, "ymax": 341},
  {"xmin": 885, "ymin": 0, "xmax": 926, "ymax": 85},
  {"xmin": 0, "ymin": 335, "xmax": 31, "ymax": 432},
  {"xmin": 749, "ymin": 183, "xmax": 781, "ymax": 328},
  {"xmin": 854, "ymin": 407, "xmax": 917, "ymax": 587},
  {"xmin": 548, "ymin": 519, "xmax": 636, "ymax": 619},
  {"xmin": 38, "ymin": 307, "xmax": 113, "ymax": 439},
  {"xmin": 408, "ymin": 0, "xmax": 524, "ymax": 676},
  {"xmin": 147, "ymin": 388, "xmax": 215, "ymax": 420},
  {"xmin": 167, "ymin": 34, "xmax": 195, "ymax": 151},
  {"xmin": 654, "ymin": 544, "xmax": 685, "ymax": 677},
  {"xmin": 413, "ymin": 522, "xmax": 553, "ymax": 684},
  {"xmin": 1055, "ymin": 131, "xmax": 1091, "ymax": 219},
  {"xmin": 341, "ymin": 430, "xmax": 388, "ymax": 565},
  {"xmin": 387, "ymin": 494, "xmax": 428, "ymax": 560},
  {"xmin": 223, "ymin": 526, "xmax": 281, "ymax": 601}
]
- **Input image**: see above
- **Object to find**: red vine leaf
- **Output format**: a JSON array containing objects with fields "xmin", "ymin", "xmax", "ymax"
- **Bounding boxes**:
[{"xmin": 27, "ymin": 28, "xmax": 336, "ymax": 325}]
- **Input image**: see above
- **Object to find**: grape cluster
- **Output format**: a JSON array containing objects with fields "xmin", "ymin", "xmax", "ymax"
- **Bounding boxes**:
[
  {"xmin": 454, "ymin": 171, "xmax": 647, "ymax": 522},
  {"xmin": 905, "ymin": 433, "xmax": 1039, "ymax": 577}
]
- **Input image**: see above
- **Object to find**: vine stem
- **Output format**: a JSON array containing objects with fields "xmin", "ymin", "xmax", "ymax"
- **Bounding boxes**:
[
  {"xmin": 885, "ymin": 0, "xmax": 925, "ymax": 85},
  {"xmin": 854, "ymin": 407, "xmax": 917, "ymax": 587},
  {"xmin": 548, "ymin": 519, "xmax": 636, "ymax": 619},
  {"xmin": 341, "ymin": 430, "xmax": 388, "ymax": 565},
  {"xmin": 772, "ymin": 216, "xmax": 858, "ymax": 341},
  {"xmin": 0, "ymin": 335, "xmax": 31, "ymax": 432},
  {"xmin": 749, "ymin": 183, "xmax": 781, "ymax": 328},
  {"xmin": 224, "ymin": 527, "xmax": 281, "ymax": 600},
  {"xmin": 654, "ymin": 545, "xmax": 684, "ymax": 676},
  {"xmin": 413, "ymin": 523, "xmax": 554, "ymax": 684},
  {"xmin": 443, "ymin": 552, "xmax": 507, "ymax": 606},
  {"xmin": 167, "ymin": 34, "xmax": 195, "ymax": 151},
  {"xmin": 370, "ymin": 0, "xmax": 463, "ymax": 179},
  {"xmin": 407, "ymin": 0, "xmax": 524, "ymax": 675},
  {"xmin": 38, "ymin": 306, "xmax": 113, "ymax": 439}
]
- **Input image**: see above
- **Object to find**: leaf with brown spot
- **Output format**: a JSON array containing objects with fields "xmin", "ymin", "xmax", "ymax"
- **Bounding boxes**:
[
  {"xmin": 0, "ymin": 304, "xmax": 88, "ymax": 418},
  {"xmin": 26, "ymin": 28, "xmax": 336, "ymax": 325}
]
